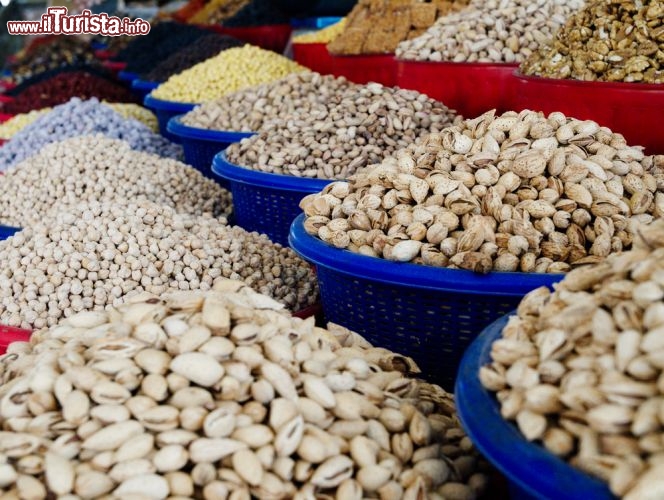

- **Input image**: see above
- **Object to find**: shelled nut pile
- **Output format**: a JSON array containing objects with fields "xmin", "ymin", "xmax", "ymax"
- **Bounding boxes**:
[
  {"xmin": 301, "ymin": 109, "xmax": 664, "ymax": 273},
  {"xmin": 0, "ymin": 282, "xmax": 488, "ymax": 499},
  {"xmin": 0, "ymin": 200, "xmax": 318, "ymax": 329},
  {"xmin": 521, "ymin": 0, "xmax": 664, "ymax": 83},
  {"xmin": 181, "ymin": 72, "xmax": 357, "ymax": 133},
  {"xmin": 226, "ymin": 82, "xmax": 460, "ymax": 180},
  {"xmin": 0, "ymin": 135, "xmax": 230, "ymax": 227},
  {"xmin": 480, "ymin": 219, "xmax": 664, "ymax": 498},
  {"xmin": 0, "ymin": 98, "xmax": 182, "ymax": 171},
  {"xmin": 151, "ymin": 46, "xmax": 309, "ymax": 104},
  {"xmin": 396, "ymin": 0, "xmax": 584, "ymax": 63}
]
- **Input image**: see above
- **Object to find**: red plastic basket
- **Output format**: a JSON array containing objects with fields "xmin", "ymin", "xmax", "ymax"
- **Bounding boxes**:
[
  {"xmin": 94, "ymin": 49, "xmax": 116, "ymax": 61},
  {"xmin": 0, "ymin": 113, "xmax": 13, "ymax": 123},
  {"xmin": 396, "ymin": 60, "xmax": 518, "ymax": 118},
  {"xmin": 0, "ymin": 325, "xmax": 31, "ymax": 355},
  {"xmin": 292, "ymin": 43, "xmax": 336, "ymax": 75},
  {"xmin": 102, "ymin": 60, "xmax": 128, "ymax": 76},
  {"xmin": 330, "ymin": 53, "xmax": 397, "ymax": 86},
  {"xmin": 218, "ymin": 24, "xmax": 292, "ymax": 53},
  {"xmin": 511, "ymin": 72, "xmax": 664, "ymax": 155}
]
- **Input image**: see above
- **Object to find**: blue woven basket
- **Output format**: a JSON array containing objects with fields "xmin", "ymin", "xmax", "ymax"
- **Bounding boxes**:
[
  {"xmin": 456, "ymin": 315, "xmax": 615, "ymax": 499},
  {"xmin": 289, "ymin": 213, "xmax": 564, "ymax": 389},
  {"xmin": 167, "ymin": 116, "xmax": 255, "ymax": 182},
  {"xmin": 118, "ymin": 70, "xmax": 139, "ymax": 83},
  {"xmin": 143, "ymin": 94, "xmax": 196, "ymax": 142},
  {"xmin": 131, "ymin": 79, "xmax": 160, "ymax": 101},
  {"xmin": 212, "ymin": 152, "xmax": 332, "ymax": 246},
  {"xmin": 0, "ymin": 225, "xmax": 20, "ymax": 240}
]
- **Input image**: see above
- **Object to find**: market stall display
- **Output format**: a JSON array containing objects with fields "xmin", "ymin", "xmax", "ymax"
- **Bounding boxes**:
[
  {"xmin": 0, "ymin": 98, "xmax": 182, "ymax": 170},
  {"xmin": 474, "ymin": 218, "xmax": 664, "ymax": 498},
  {"xmin": 0, "ymin": 199, "xmax": 317, "ymax": 329},
  {"xmin": 220, "ymin": 81, "xmax": 459, "ymax": 244},
  {"xmin": 0, "ymin": 282, "xmax": 488, "ymax": 499},
  {"xmin": 0, "ymin": 70, "xmax": 136, "ymax": 115},
  {"xmin": 512, "ymin": 0, "xmax": 664, "ymax": 154},
  {"xmin": 394, "ymin": 0, "xmax": 584, "ymax": 116}
]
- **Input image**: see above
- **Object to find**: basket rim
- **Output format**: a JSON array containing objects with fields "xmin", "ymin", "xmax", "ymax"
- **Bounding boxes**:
[
  {"xmin": 513, "ymin": 70, "xmax": 664, "ymax": 91},
  {"xmin": 290, "ymin": 16, "xmax": 343, "ymax": 29},
  {"xmin": 167, "ymin": 115, "xmax": 256, "ymax": 143},
  {"xmin": 455, "ymin": 315, "xmax": 613, "ymax": 499},
  {"xmin": 212, "ymin": 150, "xmax": 333, "ymax": 193},
  {"xmin": 118, "ymin": 70, "xmax": 139, "ymax": 82},
  {"xmin": 289, "ymin": 213, "xmax": 564, "ymax": 295},
  {"xmin": 395, "ymin": 59, "xmax": 519, "ymax": 69},
  {"xmin": 132, "ymin": 78, "xmax": 161, "ymax": 91},
  {"xmin": 143, "ymin": 93, "xmax": 197, "ymax": 112},
  {"xmin": 0, "ymin": 225, "xmax": 21, "ymax": 240}
]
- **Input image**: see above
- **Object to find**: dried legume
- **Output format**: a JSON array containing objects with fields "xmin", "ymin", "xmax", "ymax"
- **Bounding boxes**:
[
  {"xmin": 222, "ymin": 0, "xmax": 290, "ymax": 27},
  {"xmin": 293, "ymin": 18, "xmax": 347, "ymax": 44},
  {"xmin": 0, "ymin": 135, "xmax": 228, "ymax": 226},
  {"xmin": 0, "ymin": 98, "xmax": 182, "ymax": 170}
]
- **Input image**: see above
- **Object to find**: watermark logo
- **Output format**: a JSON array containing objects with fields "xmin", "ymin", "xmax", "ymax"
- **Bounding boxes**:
[{"xmin": 7, "ymin": 7, "xmax": 150, "ymax": 36}]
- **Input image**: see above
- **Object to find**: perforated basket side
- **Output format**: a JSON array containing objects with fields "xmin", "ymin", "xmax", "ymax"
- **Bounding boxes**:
[
  {"xmin": 0, "ymin": 225, "xmax": 20, "ymax": 240},
  {"xmin": 144, "ymin": 95, "xmax": 196, "ymax": 142},
  {"xmin": 456, "ymin": 316, "xmax": 614, "ymax": 499},
  {"xmin": 213, "ymin": 152, "xmax": 331, "ymax": 246}
]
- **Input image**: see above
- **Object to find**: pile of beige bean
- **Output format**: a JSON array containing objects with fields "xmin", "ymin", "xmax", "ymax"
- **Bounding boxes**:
[
  {"xmin": 0, "ymin": 135, "xmax": 232, "ymax": 227},
  {"xmin": 480, "ymin": 219, "xmax": 664, "ymax": 498},
  {"xmin": 181, "ymin": 72, "xmax": 357, "ymax": 133},
  {"xmin": 0, "ymin": 282, "xmax": 488, "ymax": 499},
  {"xmin": 395, "ymin": 0, "xmax": 584, "ymax": 63},
  {"xmin": 521, "ymin": 0, "xmax": 664, "ymax": 83},
  {"xmin": 0, "ymin": 200, "xmax": 318, "ymax": 330},
  {"xmin": 225, "ymin": 82, "xmax": 460, "ymax": 180},
  {"xmin": 300, "ymin": 109, "xmax": 664, "ymax": 273}
]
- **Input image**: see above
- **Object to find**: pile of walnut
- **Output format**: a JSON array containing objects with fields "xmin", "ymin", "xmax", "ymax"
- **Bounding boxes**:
[
  {"xmin": 300, "ymin": 109, "xmax": 664, "ymax": 273},
  {"xmin": 480, "ymin": 219, "xmax": 664, "ymax": 498},
  {"xmin": 0, "ymin": 281, "xmax": 488, "ymax": 499},
  {"xmin": 521, "ymin": 0, "xmax": 664, "ymax": 83}
]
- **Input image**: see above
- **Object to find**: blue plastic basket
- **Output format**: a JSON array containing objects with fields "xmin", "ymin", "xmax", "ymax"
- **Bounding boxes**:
[
  {"xmin": 456, "ymin": 315, "xmax": 615, "ymax": 499},
  {"xmin": 167, "ymin": 116, "xmax": 255, "ymax": 182},
  {"xmin": 143, "ymin": 94, "xmax": 196, "ymax": 142},
  {"xmin": 0, "ymin": 225, "xmax": 20, "ymax": 240},
  {"xmin": 289, "ymin": 213, "xmax": 565, "ymax": 389},
  {"xmin": 212, "ymin": 152, "xmax": 332, "ymax": 246},
  {"xmin": 131, "ymin": 79, "xmax": 160, "ymax": 101},
  {"xmin": 118, "ymin": 70, "xmax": 139, "ymax": 83},
  {"xmin": 290, "ymin": 17, "xmax": 343, "ymax": 29}
]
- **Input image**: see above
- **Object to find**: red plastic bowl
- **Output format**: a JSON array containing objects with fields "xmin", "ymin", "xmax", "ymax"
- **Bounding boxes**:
[
  {"xmin": 511, "ymin": 72, "xmax": 664, "ymax": 155},
  {"xmin": 102, "ymin": 60, "xmax": 128, "ymax": 77},
  {"xmin": 0, "ymin": 81, "xmax": 17, "ymax": 93},
  {"xmin": 292, "ymin": 43, "xmax": 335, "ymax": 75},
  {"xmin": 218, "ymin": 24, "xmax": 292, "ymax": 54},
  {"xmin": 329, "ymin": 53, "xmax": 397, "ymax": 86},
  {"xmin": 396, "ymin": 60, "xmax": 518, "ymax": 118},
  {"xmin": 94, "ymin": 49, "xmax": 116, "ymax": 61},
  {"xmin": 0, "ymin": 325, "xmax": 31, "ymax": 355},
  {"xmin": 0, "ymin": 113, "xmax": 13, "ymax": 123}
]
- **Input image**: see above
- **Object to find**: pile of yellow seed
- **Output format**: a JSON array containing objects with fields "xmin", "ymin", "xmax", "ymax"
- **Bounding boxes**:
[
  {"xmin": 293, "ymin": 18, "xmax": 347, "ymax": 44},
  {"xmin": 151, "ymin": 45, "xmax": 310, "ymax": 103},
  {"xmin": 0, "ymin": 108, "xmax": 51, "ymax": 139},
  {"xmin": 105, "ymin": 102, "xmax": 159, "ymax": 132}
]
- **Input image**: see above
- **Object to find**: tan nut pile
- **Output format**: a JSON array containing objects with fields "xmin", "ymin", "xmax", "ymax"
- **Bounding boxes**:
[
  {"xmin": 225, "ymin": 82, "xmax": 460, "ymax": 180},
  {"xmin": 0, "ymin": 200, "xmax": 318, "ymax": 330},
  {"xmin": 521, "ymin": 0, "xmax": 664, "ymax": 83},
  {"xmin": 480, "ymin": 219, "xmax": 664, "ymax": 498},
  {"xmin": 395, "ymin": 0, "xmax": 584, "ymax": 63},
  {"xmin": 0, "ymin": 282, "xmax": 488, "ymax": 499},
  {"xmin": 0, "ymin": 135, "xmax": 232, "ymax": 227},
  {"xmin": 181, "ymin": 72, "xmax": 357, "ymax": 133},
  {"xmin": 300, "ymin": 109, "xmax": 664, "ymax": 273}
]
